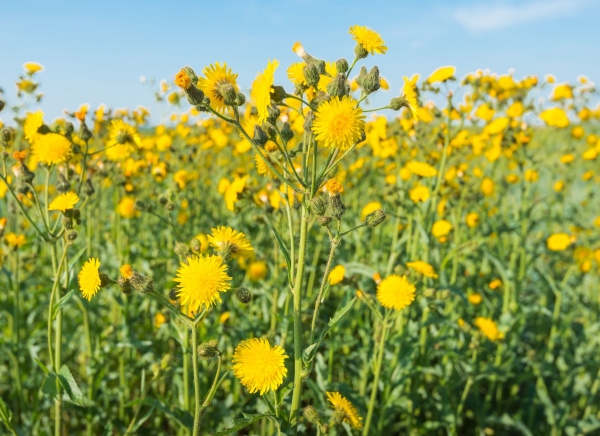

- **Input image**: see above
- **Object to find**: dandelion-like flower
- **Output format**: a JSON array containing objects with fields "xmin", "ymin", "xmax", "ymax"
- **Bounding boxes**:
[
  {"xmin": 376, "ymin": 274, "xmax": 415, "ymax": 311},
  {"xmin": 406, "ymin": 261, "xmax": 438, "ymax": 278},
  {"xmin": 48, "ymin": 191, "xmax": 79, "ymax": 212},
  {"xmin": 173, "ymin": 254, "xmax": 232, "ymax": 313},
  {"xmin": 313, "ymin": 96, "xmax": 365, "ymax": 149},
  {"xmin": 224, "ymin": 175, "xmax": 248, "ymax": 211},
  {"xmin": 232, "ymin": 338, "xmax": 288, "ymax": 395},
  {"xmin": 251, "ymin": 59, "xmax": 279, "ymax": 125},
  {"xmin": 326, "ymin": 392, "xmax": 363, "ymax": 429},
  {"xmin": 406, "ymin": 161, "xmax": 436, "ymax": 178},
  {"xmin": 547, "ymin": 233, "xmax": 571, "ymax": 251},
  {"xmin": 287, "ymin": 62, "xmax": 307, "ymax": 87},
  {"xmin": 325, "ymin": 178, "xmax": 344, "ymax": 195},
  {"xmin": 24, "ymin": 110, "xmax": 44, "ymax": 143},
  {"xmin": 31, "ymin": 133, "xmax": 72, "ymax": 165},
  {"xmin": 108, "ymin": 119, "xmax": 141, "ymax": 148},
  {"xmin": 5, "ymin": 233, "xmax": 26, "ymax": 248},
  {"xmin": 198, "ymin": 62, "xmax": 239, "ymax": 114},
  {"xmin": 79, "ymin": 258, "xmax": 101, "ymax": 301},
  {"xmin": 208, "ymin": 226, "xmax": 253, "ymax": 259},
  {"xmin": 402, "ymin": 76, "xmax": 419, "ymax": 120},
  {"xmin": 426, "ymin": 66, "xmax": 456, "ymax": 84},
  {"xmin": 328, "ymin": 265, "xmax": 345, "ymax": 285},
  {"xmin": 474, "ymin": 317, "xmax": 503, "ymax": 341},
  {"xmin": 349, "ymin": 25, "xmax": 387, "ymax": 55}
]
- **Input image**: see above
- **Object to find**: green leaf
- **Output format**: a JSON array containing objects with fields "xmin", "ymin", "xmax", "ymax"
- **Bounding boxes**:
[
  {"xmin": 52, "ymin": 290, "xmax": 75, "ymax": 319},
  {"xmin": 34, "ymin": 357, "xmax": 51, "ymax": 375},
  {"xmin": 41, "ymin": 372, "xmax": 59, "ymax": 399},
  {"xmin": 303, "ymin": 297, "xmax": 356, "ymax": 364},
  {"xmin": 212, "ymin": 413, "xmax": 275, "ymax": 435},
  {"xmin": 276, "ymin": 383, "xmax": 294, "ymax": 406},
  {"xmin": 58, "ymin": 365, "xmax": 85, "ymax": 406},
  {"xmin": 264, "ymin": 216, "xmax": 293, "ymax": 285},
  {"xmin": 0, "ymin": 397, "xmax": 12, "ymax": 423},
  {"xmin": 486, "ymin": 413, "xmax": 533, "ymax": 436}
]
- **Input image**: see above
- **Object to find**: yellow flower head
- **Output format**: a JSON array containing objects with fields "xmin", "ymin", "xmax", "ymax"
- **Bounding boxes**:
[
  {"xmin": 24, "ymin": 62, "xmax": 44, "ymax": 74},
  {"xmin": 78, "ymin": 258, "xmax": 101, "ymax": 301},
  {"xmin": 409, "ymin": 185, "xmax": 430, "ymax": 203},
  {"xmin": 547, "ymin": 233, "xmax": 571, "ymax": 251},
  {"xmin": 466, "ymin": 212, "xmax": 480, "ymax": 228},
  {"xmin": 325, "ymin": 177, "xmax": 344, "ymax": 195},
  {"xmin": 174, "ymin": 69, "xmax": 192, "ymax": 90},
  {"xmin": 287, "ymin": 62, "xmax": 307, "ymax": 87},
  {"xmin": 32, "ymin": 133, "xmax": 72, "ymax": 165},
  {"xmin": 406, "ymin": 261, "xmax": 438, "ymax": 279},
  {"xmin": 474, "ymin": 317, "xmax": 503, "ymax": 341},
  {"xmin": 349, "ymin": 25, "xmax": 387, "ymax": 55},
  {"xmin": 198, "ymin": 62, "xmax": 239, "ymax": 114},
  {"xmin": 540, "ymin": 107, "xmax": 569, "ymax": 128},
  {"xmin": 312, "ymin": 96, "xmax": 365, "ymax": 149},
  {"xmin": 251, "ymin": 59, "xmax": 279, "ymax": 125},
  {"xmin": 328, "ymin": 265, "xmax": 345, "ymax": 285},
  {"xmin": 117, "ymin": 197, "xmax": 140, "ymax": 219},
  {"xmin": 5, "ymin": 233, "xmax": 26, "ymax": 248},
  {"xmin": 326, "ymin": 392, "xmax": 363, "ymax": 429},
  {"xmin": 174, "ymin": 254, "xmax": 232, "ymax": 313},
  {"xmin": 120, "ymin": 264, "xmax": 134, "ymax": 279},
  {"xmin": 24, "ymin": 110, "xmax": 44, "ymax": 143},
  {"xmin": 291, "ymin": 41, "xmax": 307, "ymax": 58},
  {"xmin": 208, "ymin": 226, "xmax": 253, "ymax": 259},
  {"xmin": 108, "ymin": 119, "xmax": 141, "ymax": 148},
  {"xmin": 232, "ymin": 338, "xmax": 288, "ymax": 395},
  {"xmin": 376, "ymin": 274, "xmax": 416, "ymax": 311},
  {"xmin": 224, "ymin": 175, "xmax": 248, "ymax": 212},
  {"xmin": 481, "ymin": 178, "xmax": 495, "ymax": 197},
  {"xmin": 468, "ymin": 293, "xmax": 483, "ymax": 305},
  {"xmin": 248, "ymin": 261, "xmax": 268, "ymax": 281},
  {"xmin": 427, "ymin": 66, "xmax": 456, "ymax": 84},
  {"xmin": 402, "ymin": 76, "xmax": 419, "ymax": 120},
  {"xmin": 432, "ymin": 219, "xmax": 453, "ymax": 238},
  {"xmin": 406, "ymin": 161, "xmax": 437, "ymax": 178},
  {"xmin": 48, "ymin": 191, "xmax": 79, "ymax": 213}
]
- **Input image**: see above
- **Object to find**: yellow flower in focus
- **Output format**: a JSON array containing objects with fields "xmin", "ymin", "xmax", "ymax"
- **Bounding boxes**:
[
  {"xmin": 468, "ymin": 293, "xmax": 482, "ymax": 305},
  {"xmin": 48, "ymin": 191, "xmax": 79, "ymax": 212},
  {"xmin": 232, "ymin": 338, "xmax": 287, "ymax": 395},
  {"xmin": 432, "ymin": 220, "xmax": 452, "ymax": 238},
  {"xmin": 117, "ymin": 196, "xmax": 140, "ymax": 219},
  {"xmin": 198, "ymin": 62, "xmax": 239, "ymax": 114},
  {"xmin": 474, "ymin": 317, "xmax": 503, "ymax": 341},
  {"xmin": 376, "ymin": 274, "xmax": 416, "ymax": 311},
  {"xmin": 287, "ymin": 62, "xmax": 306, "ymax": 87},
  {"xmin": 409, "ymin": 185, "xmax": 430, "ymax": 203},
  {"xmin": 348, "ymin": 25, "xmax": 387, "ymax": 55},
  {"xmin": 325, "ymin": 177, "xmax": 344, "ymax": 195},
  {"xmin": 251, "ymin": 59, "xmax": 279, "ymax": 125},
  {"xmin": 248, "ymin": 261, "xmax": 268, "ymax": 281},
  {"xmin": 402, "ymin": 76, "xmax": 419, "ymax": 121},
  {"xmin": 174, "ymin": 254, "xmax": 232, "ymax": 313},
  {"xmin": 78, "ymin": 258, "xmax": 101, "ymax": 301},
  {"xmin": 481, "ymin": 178, "xmax": 494, "ymax": 197},
  {"xmin": 5, "ymin": 233, "xmax": 26, "ymax": 248},
  {"xmin": 466, "ymin": 212, "xmax": 480, "ymax": 228},
  {"xmin": 361, "ymin": 201, "xmax": 382, "ymax": 221},
  {"xmin": 406, "ymin": 161, "xmax": 437, "ymax": 178},
  {"xmin": 328, "ymin": 265, "xmax": 345, "ymax": 285},
  {"xmin": 208, "ymin": 226, "xmax": 253, "ymax": 259},
  {"xmin": 547, "ymin": 233, "xmax": 571, "ymax": 251},
  {"xmin": 312, "ymin": 96, "xmax": 365, "ymax": 149},
  {"xmin": 32, "ymin": 133, "xmax": 72, "ymax": 165},
  {"xmin": 406, "ymin": 261, "xmax": 438, "ymax": 278},
  {"xmin": 326, "ymin": 392, "xmax": 363, "ymax": 430},
  {"xmin": 426, "ymin": 66, "xmax": 455, "ymax": 84},
  {"xmin": 24, "ymin": 110, "xmax": 44, "ymax": 142},
  {"xmin": 540, "ymin": 107, "xmax": 569, "ymax": 128}
]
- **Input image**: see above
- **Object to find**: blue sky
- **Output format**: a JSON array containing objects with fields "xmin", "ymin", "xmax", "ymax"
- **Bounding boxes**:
[{"xmin": 1, "ymin": 0, "xmax": 598, "ymax": 123}]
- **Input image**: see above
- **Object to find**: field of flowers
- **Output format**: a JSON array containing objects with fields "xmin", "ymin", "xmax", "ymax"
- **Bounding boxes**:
[{"xmin": 1, "ymin": 25, "xmax": 599, "ymax": 436}]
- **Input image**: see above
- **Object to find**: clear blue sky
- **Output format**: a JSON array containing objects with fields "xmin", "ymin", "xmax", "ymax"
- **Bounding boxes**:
[{"xmin": 1, "ymin": 0, "xmax": 598, "ymax": 123}]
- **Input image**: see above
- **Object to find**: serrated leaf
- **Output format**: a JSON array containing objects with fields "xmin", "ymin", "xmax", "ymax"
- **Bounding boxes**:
[
  {"xmin": 276, "ymin": 383, "xmax": 294, "ymax": 407},
  {"xmin": 58, "ymin": 365, "xmax": 85, "ymax": 406}
]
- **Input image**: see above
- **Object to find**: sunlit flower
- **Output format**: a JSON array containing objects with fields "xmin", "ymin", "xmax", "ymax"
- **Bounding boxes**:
[
  {"xmin": 248, "ymin": 261, "xmax": 268, "ymax": 281},
  {"xmin": 349, "ymin": 25, "xmax": 387, "ymax": 55},
  {"xmin": 313, "ymin": 96, "xmax": 365, "ymax": 149},
  {"xmin": 24, "ymin": 110, "xmax": 44, "ymax": 143},
  {"xmin": 466, "ymin": 212, "xmax": 480, "ymax": 228},
  {"xmin": 409, "ymin": 185, "xmax": 430, "ymax": 203},
  {"xmin": 198, "ymin": 62, "xmax": 239, "ymax": 114},
  {"xmin": 468, "ymin": 293, "xmax": 483, "ymax": 305},
  {"xmin": 117, "ymin": 197, "xmax": 140, "ymax": 219},
  {"xmin": 376, "ymin": 274, "xmax": 416, "ymax": 311},
  {"xmin": 426, "ymin": 66, "xmax": 455, "ymax": 84},
  {"xmin": 547, "ymin": 233, "xmax": 571, "ymax": 251},
  {"xmin": 48, "ymin": 191, "xmax": 79, "ymax": 212},
  {"xmin": 540, "ymin": 107, "xmax": 569, "ymax": 128},
  {"xmin": 406, "ymin": 161, "xmax": 437, "ymax": 178},
  {"xmin": 402, "ymin": 75, "xmax": 419, "ymax": 120},
  {"xmin": 432, "ymin": 220, "xmax": 452, "ymax": 238},
  {"xmin": 208, "ymin": 226, "xmax": 253, "ymax": 259},
  {"xmin": 78, "ymin": 258, "xmax": 101, "ymax": 301},
  {"xmin": 406, "ymin": 261, "xmax": 438, "ymax": 278},
  {"xmin": 232, "ymin": 338, "xmax": 287, "ymax": 395},
  {"xmin": 474, "ymin": 317, "xmax": 503, "ymax": 341},
  {"xmin": 5, "ymin": 233, "xmax": 26, "ymax": 248},
  {"xmin": 31, "ymin": 133, "xmax": 72, "ymax": 165},
  {"xmin": 328, "ymin": 265, "xmax": 345, "ymax": 285},
  {"xmin": 251, "ymin": 59, "xmax": 279, "ymax": 124},
  {"xmin": 24, "ymin": 62, "xmax": 44, "ymax": 74},
  {"xmin": 326, "ymin": 392, "xmax": 363, "ymax": 429}
]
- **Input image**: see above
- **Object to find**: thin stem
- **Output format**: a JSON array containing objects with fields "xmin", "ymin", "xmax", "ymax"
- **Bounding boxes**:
[
  {"xmin": 363, "ymin": 314, "xmax": 389, "ymax": 436},
  {"xmin": 191, "ymin": 325, "xmax": 202, "ymax": 436},
  {"xmin": 310, "ymin": 238, "xmax": 338, "ymax": 343},
  {"xmin": 202, "ymin": 355, "xmax": 222, "ymax": 407}
]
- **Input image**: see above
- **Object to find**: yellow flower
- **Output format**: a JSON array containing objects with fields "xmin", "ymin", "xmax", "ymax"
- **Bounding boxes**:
[
  {"xmin": 24, "ymin": 62, "xmax": 44, "ymax": 74},
  {"xmin": 481, "ymin": 178, "xmax": 495, "ymax": 197},
  {"xmin": 251, "ymin": 59, "xmax": 279, "ymax": 125},
  {"xmin": 48, "ymin": 191, "xmax": 79, "ymax": 212},
  {"xmin": 376, "ymin": 274, "xmax": 416, "ymax": 311},
  {"xmin": 348, "ymin": 25, "xmax": 387, "ymax": 55},
  {"xmin": 540, "ymin": 107, "xmax": 569, "ymax": 128},
  {"xmin": 474, "ymin": 317, "xmax": 503, "ymax": 342},
  {"xmin": 553, "ymin": 180, "xmax": 564, "ymax": 192},
  {"xmin": 468, "ymin": 293, "xmax": 482, "ymax": 305},
  {"xmin": 232, "ymin": 338, "xmax": 287, "ymax": 395},
  {"xmin": 287, "ymin": 62, "xmax": 306, "ymax": 87},
  {"xmin": 552, "ymin": 83, "xmax": 573, "ymax": 100},
  {"xmin": 174, "ymin": 254, "xmax": 232, "ymax": 313},
  {"xmin": 224, "ymin": 175, "xmax": 248, "ymax": 211},
  {"xmin": 328, "ymin": 265, "xmax": 345, "ymax": 285},
  {"xmin": 24, "ymin": 110, "xmax": 44, "ymax": 143},
  {"xmin": 406, "ymin": 260, "xmax": 438, "ymax": 278},
  {"xmin": 406, "ymin": 161, "xmax": 437, "ymax": 178},
  {"xmin": 219, "ymin": 311, "xmax": 231, "ymax": 324},
  {"xmin": 117, "ymin": 196, "xmax": 140, "ymax": 219},
  {"xmin": 409, "ymin": 185, "xmax": 430, "ymax": 203},
  {"xmin": 547, "ymin": 233, "xmax": 571, "ymax": 251},
  {"xmin": 325, "ymin": 177, "xmax": 344, "ymax": 195},
  {"xmin": 32, "ymin": 133, "xmax": 72, "ymax": 165},
  {"xmin": 326, "ymin": 392, "xmax": 363, "ymax": 430},
  {"xmin": 108, "ymin": 119, "xmax": 141, "ymax": 148},
  {"xmin": 432, "ymin": 220, "xmax": 452, "ymax": 238},
  {"xmin": 78, "ymin": 258, "xmax": 101, "ymax": 301},
  {"xmin": 120, "ymin": 264, "xmax": 134, "ymax": 279},
  {"xmin": 466, "ymin": 212, "xmax": 480, "ymax": 228},
  {"xmin": 198, "ymin": 62, "xmax": 239, "ymax": 114},
  {"xmin": 426, "ymin": 66, "xmax": 455, "ymax": 84},
  {"xmin": 248, "ymin": 261, "xmax": 268, "ymax": 281},
  {"xmin": 402, "ymin": 76, "xmax": 419, "ymax": 120},
  {"xmin": 361, "ymin": 201, "xmax": 382, "ymax": 221},
  {"xmin": 560, "ymin": 154, "xmax": 575, "ymax": 164},
  {"xmin": 489, "ymin": 279, "xmax": 502, "ymax": 290},
  {"xmin": 208, "ymin": 226, "xmax": 253, "ymax": 259},
  {"xmin": 154, "ymin": 313, "xmax": 167, "ymax": 329},
  {"xmin": 524, "ymin": 169, "xmax": 539, "ymax": 182},
  {"xmin": 5, "ymin": 233, "xmax": 26, "ymax": 248},
  {"xmin": 174, "ymin": 169, "xmax": 189, "ymax": 189},
  {"xmin": 312, "ymin": 96, "xmax": 365, "ymax": 149}
]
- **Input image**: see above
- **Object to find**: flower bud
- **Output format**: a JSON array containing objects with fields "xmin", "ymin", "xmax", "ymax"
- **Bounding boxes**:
[
  {"xmin": 234, "ymin": 92, "xmax": 246, "ymax": 106},
  {"xmin": 303, "ymin": 111, "xmax": 315, "ymax": 132},
  {"xmin": 362, "ymin": 66, "xmax": 381, "ymax": 94},
  {"xmin": 197, "ymin": 339, "xmax": 219, "ymax": 359},
  {"xmin": 310, "ymin": 196, "xmax": 327, "ymax": 216},
  {"xmin": 327, "ymin": 74, "xmax": 349, "ymax": 98},
  {"xmin": 64, "ymin": 122, "xmax": 74, "ymax": 136},
  {"xmin": 169, "ymin": 287, "xmax": 179, "ymax": 301},
  {"xmin": 436, "ymin": 289, "xmax": 450, "ymax": 300},
  {"xmin": 365, "ymin": 209, "xmax": 386, "ymax": 228},
  {"xmin": 270, "ymin": 85, "xmax": 287, "ymax": 103},
  {"xmin": 336, "ymin": 59, "xmax": 349, "ymax": 74},
  {"xmin": 19, "ymin": 163, "xmax": 35, "ymax": 184},
  {"xmin": 181, "ymin": 66, "xmax": 199, "ymax": 85},
  {"xmin": 354, "ymin": 44, "xmax": 369, "ymax": 60},
  {"xmin": 327, "ymin": 195, "xmax": 346, "ymax": 220},
  {"xmin": 423, "ymin": 288, "xmax": 436, "ymax": 298},
  {"xmin": 99, "ymin": 273, "xmax": 113, "ymax": 288},
  {"xmin": 56, "ymin": 174, "xmax": 71, "ymax": 193},
  {"xmin": 280, "ymin": 122, "xmax": 294, "ymax": 142},
  {"xmin": 331, "ymin": 409, "xmax": 347, "ymax": 426},
  {"xmin": 79, "ymin": 122, "xmax": 92, "ymax": 141},
  {"xmin": 389, "ymin": 96, "xmax": 406, "ymax": 111},
  {"xmin": 174, "ymin": 242, "xmax": 191, "ymax": 258},
  {"xmin": 253, "ymin": 125, "xmax": 268, "ymax": 146},
  {"xmin": 303, "ymin": 405, "xmax": 321, "ymax": 424},
  {"xmin": 1, "ymin": 129, "xmax": 11, "ymax": 143},
  {"xmin": 267, "ymin": 126, "xmax": 278, "ymax": 142},
  {"xmin": 356, "ymin": 66, "xmax": 368, "ymax": 88},
  {"xmin": 0, "ymin": 99, "xmax": 5, "ymax": 112},
  {"xmin": 236, "ymin": 287, "xmax": 252, "ymax": 304},
  {"xmin": 318, "ymin": 216, "xmax": 332, "ymax": 227},
  {"xmin": 84, "ymin": 178, "xmax": 95, "ymax": 196},
  {"xmin": 66, "ymin": 229, "xmax": 78, "ymax": 242},
  {"xmin": 190, "ymin": 238, "xmax": 201, "ymax": 253},
  {"xmin": 185, "ymin": 85, "xmax": 206, "ymax": 106},
  {"xmin": 303, "ymin": 63, "xmax": 320, "ymax": 87},
  {"xmin": 119, "ymin": 277, "xmax": 133, "ymax": 295},
  {"xmin": 217, "ymin": 83, "xmax": 237, "ymax": 105},
  {"xmin": 267, "ymin": 104, "xmax": 281, "ymax": 125}
]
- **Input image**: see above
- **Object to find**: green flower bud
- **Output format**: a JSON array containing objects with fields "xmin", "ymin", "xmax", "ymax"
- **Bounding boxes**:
[
  {"xmin": 197, "ymin": 339, "xmax": 219, "ymax": 359},
  {"xmin": 327, "ymin": 195, "xmax": 346, "ymax": 220},
  {"xmin": 327, "ymin": 73, "xmax": 349, "ymax": 98},
  {"xmin": 336, "ymin": 59, "xmax": 349, "ymax": 74},
  {"xmin": 280, "ymin": 122, "xmax": 294, "ymax": 142},
  {"xmin": 267, "ymin": 104, "xmax": 281, "ymax": 125},
  {"xmin": 303, "ymin": 63, "xmax": 320, "ymax": 87},
  {"xmin": 303, "ymin": 111, "xmax": 315, "ymax": 132},
  {"xmin": 331, "ymin": 409, "xmax": 346, "ymax": 426},
  {"xmin": 80, "ymin": 122, "xmax": 92, "ymax": 141},
  {"xmin": 235, "ymin": 92, "xmax": 246, "ymax": 106},
  {"xmin": 356, "ymin": 66, "xmax": 368, "ymax": 88},
  {"xmin": 303, "ymin": 406, "xmax": 321, "ymax": 424},
  {"xmin": 56, "ymin": 174, "xmax": 71, "ymax": 193},
  {"xmin": 182, "ymin": 66, "xmax": 199, "ymax": 85},
  {"xmin": 84, "ymin": 179, "xmax": 95, "ymax": 197},
  {"xmin": 186, "ymin": 85, "xmax": 205, "ymax": 106},
  {"xmin": 253, "ymin": 125, "xmax": 269, "ymax": 146},
  {"xmin": 310, "ymin": 196, "xmax": 327, "ymax": 216},
  {"xmin": 66, "ymin": 229, "xmax": 78, "ymax": 242},
  {"xmin": 18, "ymin": 163, "xmax": 35, "ymax": 184},
  {"xmin": 270, "ymin": 85, "xmax": 287, "ymax": 103},
  {"xmin": 362, "ymin": 66, "xmax": 381, "ymax": 94},
  {"xmin": 99, "ymin": 273, "xmax": 113, "ymax": 288},
  {"xmin": 217, "ymin": 83, "xmax": 237, "ymax": 105},
  {"xmin": 267, "ymin": 126, "xmax": 278, "ymax": 142},
  {"xmin": 64, "ymin": 122, "xmax": 74, "ymax": 135},
  {"xmin": 190, "ymin": 237, "xmax": 201, "ymax": 253},
  {"xmin": 365, "ymin": 209, "xmax": 386, "ymax": 228},
  {"xmin": 315, "ymin": 91, "xmax": 330, "ymax": 106},
  {"xmin": 318, "ymin": 216, "xmax": 332, "ymax": 227},
  {"xmin": 354, "ymin": 44, "xmax": 369, "ymax": 59},
  {"xmin": 236, "ymin": 287, "xmax": 252, "ymax": 304},
  {"xmin": 174, "ymin": 242, "xmax": 191, "ymax": 258},
  {"xmin": 0, "ymin": 99, "xmax": 5, "ymax": 112},
  {"xmin": 423, "ymin": 288, "xmax": 436, "ymax": 298},
  {"xmin": 1, "ymin": 128, "xmax": 11, "ymax": 143}
]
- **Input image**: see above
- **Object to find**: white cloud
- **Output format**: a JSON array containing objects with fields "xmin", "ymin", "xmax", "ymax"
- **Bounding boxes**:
[{"xmin": 453, "ymin": 0, "xmax": 590, "ymax": 33}]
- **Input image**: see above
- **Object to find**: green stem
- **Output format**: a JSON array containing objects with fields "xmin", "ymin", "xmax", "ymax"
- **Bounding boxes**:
[
  {"xmin": 191, "ymin": 325, "xmax": 201, "ymax": 436},
  {"xmin": 310, "ymin": 237, "xmax": 338, "ymax": 343},
  {"xmin": 363, "ymin": 315, "xmax": 389, "ymax": 436}
]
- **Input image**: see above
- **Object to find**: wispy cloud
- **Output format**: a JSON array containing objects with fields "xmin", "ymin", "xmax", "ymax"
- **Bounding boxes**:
[{"xmin": 453, "ymin": 0, "xmax": 590, "ymax": 33}]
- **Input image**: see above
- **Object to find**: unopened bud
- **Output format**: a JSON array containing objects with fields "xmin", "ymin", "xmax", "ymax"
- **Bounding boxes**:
[
  {"xmin": 318, "ymin": 216, "xmax": 332, "ymax": 227},
  {"xmin": 267, "ymin": 104, "xmax": 281, "ymax": 125},
  {"xmin": 303, "ymin": 405, "xmax": 321, "ymax": 424},
  {"xmin": 197, "ymin": 339, "xmax": 219, "ymax": 359},
  {"xmin": 56, "ymin": 174, "xmax": 71, "ymax": 193},
  {"xmin": 436, "ymin": 289, "xmax": 450, "ymax": 300},
  {"xmin": 423, "ymin": 288, "xmax": 436, "ymax": 298},
  {"xmin": 303, "ymin": 111, "xmax": 315, "ymax": 132},
  {"xmin": 236, "ymin": 287, "xmax": 252, "ymax": 304},
  {"xmin": 1, "ymin": 129, "xmax": 11, "ymax": 143},
  {"xmin": 218, "ymin": 83, "xmax": 237, "ymax": 105},
  {"xmin": 327, "ymin": 195, "xmax": 346, "ymax": 220},
  {"xmin": 169, "ymin": 288, "xmax": 179, "ymax": 301},
  {"xmin": 356, "ymin": 66, "xmax": 368, "ymax": 88},
  {"xmin": 331, "ymin": 410, "xmax": 346, "ymax": 426},
  {"xmin": 327, "ymin": 74, "xmax": 349, "ymax": 98},
  {"xmin": 270, "ymin": 85, "xmax": 287, "ymax": 103},
  {"xmin": 280, "ymin": 122, "xmax": 293, "ymax": 142},
  {"xmin": 79, "ymin": 122, "xmax": 92, "ymax": 141},
  {"xmin": 66, "ymin": 230, "xmax": 78, "ymax": 242},
  {"xmin": 365, "ymin": 209, "xmax": 386, "ymax": 228},
  {"xmin": 335, "ymin": 59, "xmax": 349, "ymax": 74},
  {"xmin": 83, "ymin": 178, "xmax": 95, "ymax": 196},
  {"xmin": 363, "ymin": 66, "xmax": 381, "ymax": 94},
  {"xmin": 0, "ymin": 99, "xmax": 5, "ymax": 112},
  {"xmin": 354, "ymin": 44, "xmax": 369, "ymax": 59},
  {"xmin": 310, "ymin": 196, "xmax": 327, "ymax": 216},
  {"xmin": 99, "ymin": 273, "xmax": 113, "ymax": 288},
  {"xmin": 174, "ymin": 242, "xmax": 191, "ymax": 258},
  {"xmin": 185, "ymin": 85, "xmax": 205, "ymax": 106},
  {"xmin": 19, "ymin": 163, "xmax": 35, "ymax": 184},
  {"xmin": 181, "ymin": 66, "xmax": 199, "ymax": 85},
  {"xmin": 190, "ymin": 238, "xmax": 201, "ymax": 253},
  {"xmin": 253, "ymin": 125, "xmax": 268, "ymax": 146},
  {"xmin": 64, "ymin": 122, "xmax": 74, "ymax": 135},
  {"xmin": 303, "ymin": 63, "xmax": 320, "ymax": 87},
  {"xmin": 234, "ymin": 92, "xmax": 246, "ymax": 106}
]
